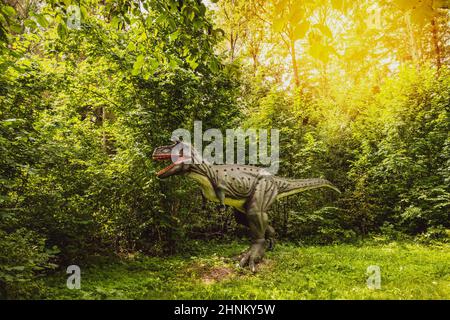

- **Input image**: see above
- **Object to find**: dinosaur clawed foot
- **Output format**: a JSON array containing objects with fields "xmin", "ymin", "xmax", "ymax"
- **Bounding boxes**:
[
  {"xmin": 239, "ymin": 239, "xmax": 266, "ymax": 273},
  {"xmin": 267, "ymin": 238, "xmax": 275, "ymax": 251}
]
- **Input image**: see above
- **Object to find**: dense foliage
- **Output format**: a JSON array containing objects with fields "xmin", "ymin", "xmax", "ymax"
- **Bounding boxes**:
[{"xmin": 0, "ymin": 0, "xmax": 448, "ymax": 298}]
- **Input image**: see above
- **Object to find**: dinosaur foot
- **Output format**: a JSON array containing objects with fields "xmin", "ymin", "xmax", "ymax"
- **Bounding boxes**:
[
  {"xmin": 267, "ymin": 238, "xmax": 275, "ymax": 251},
  {"xmin": 239, "ymin": 239, "xmax": 266, "ymax": 273}
]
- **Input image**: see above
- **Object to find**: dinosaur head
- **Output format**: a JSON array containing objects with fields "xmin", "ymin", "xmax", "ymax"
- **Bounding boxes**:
[{"xmin": 152, "ymin": 139, "xmax": 197, "ymax": 178}]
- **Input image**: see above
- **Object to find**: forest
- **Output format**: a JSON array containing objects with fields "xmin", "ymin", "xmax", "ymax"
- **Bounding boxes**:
[{"xmin": 0, "ymin": 0, "xmax": 449, "ymax": 299}]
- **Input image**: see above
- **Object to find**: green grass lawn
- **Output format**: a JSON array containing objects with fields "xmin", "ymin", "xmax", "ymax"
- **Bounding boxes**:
[{"xmin": 42, "ymin": 241, "xmax": 450, "ymax": 300}]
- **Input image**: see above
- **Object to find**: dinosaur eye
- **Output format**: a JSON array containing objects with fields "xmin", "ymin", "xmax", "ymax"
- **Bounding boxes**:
[{"xmin": 163, "ymin": 148, "xmax": 171, "ymax": 153}]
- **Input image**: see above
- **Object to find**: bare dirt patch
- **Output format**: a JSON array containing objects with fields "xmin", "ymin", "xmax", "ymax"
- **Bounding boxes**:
[
  {"xmin": 184, "ymin": 257, "xmax": 236, "ymax": 284},
  {"xmin": 201, "ymin": 266, "xmax": 234, "ymax": 284},
  {"xmin": 186, "ymin": 254, "xmax": 274, "ymax": 284}
]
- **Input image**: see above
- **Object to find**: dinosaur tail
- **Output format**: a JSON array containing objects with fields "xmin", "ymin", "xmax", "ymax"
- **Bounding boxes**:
[{"xmin": 275, "ymin": 177, "xmax": 340, "ymax": 199}]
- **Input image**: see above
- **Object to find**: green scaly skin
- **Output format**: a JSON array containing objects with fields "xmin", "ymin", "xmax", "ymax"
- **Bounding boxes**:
[{"xmin": 152, "ymin": 141, "xmax": 340, "ymax": 272}]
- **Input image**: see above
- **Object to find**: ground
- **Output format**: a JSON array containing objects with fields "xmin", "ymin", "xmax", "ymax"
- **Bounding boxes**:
[{"xmin": 42, "ymin": 241, "xmax": 450, "ymax": 300}]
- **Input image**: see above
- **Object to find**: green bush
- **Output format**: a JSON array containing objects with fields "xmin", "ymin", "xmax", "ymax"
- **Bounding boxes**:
[
  {"xmin": 0, "ymin": 229, "xmax": 57, "ymax": 299},
  {"xmin": 416, "ymin": 225, "xmax": 450, "ymax": 244}
]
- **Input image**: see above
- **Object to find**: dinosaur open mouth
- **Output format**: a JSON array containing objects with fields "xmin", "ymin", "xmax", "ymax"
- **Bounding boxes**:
[
  {"xmin": 156, "ymin": 162, "xmax": 176, "ymax": 177},
  {"xmin": 152, "ymin": 154, "xmax": 186, "ymax": 177},
  {"xmin": 152, "ymin": 154, "xmax": 173, "ymax": 177}
]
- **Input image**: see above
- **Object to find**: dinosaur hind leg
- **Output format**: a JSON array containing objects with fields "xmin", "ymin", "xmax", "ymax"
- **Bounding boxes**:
[
  {"xmin": 239, "ymin": 178, "xmax": 278, "ymax": 272},
  {"xmin": 233, "ymin": 210, "xmax": 275, "ymax": 249},
  {"xmin": 265, "ymin": 225, "xmax": 276, "ymax": 251},
  {"xmin": 233, "ymin": 209, "xmax": 249, "ymax": 227},
  {"xmin": 238, "ymin": 210, "xmax": 268, "ymax": 272}
]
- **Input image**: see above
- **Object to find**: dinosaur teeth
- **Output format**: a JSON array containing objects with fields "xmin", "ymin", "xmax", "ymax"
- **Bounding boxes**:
[
  {"xmin": 152, "ymin": 154, "xmax": 172, "ymax": 160},
  {"xmin": 155, "ymin": 158, "xmax": 187, "ymax": 177},
  {"xmin": 156, "ymin": 162, "xmax": 176, "ymax": 176}
]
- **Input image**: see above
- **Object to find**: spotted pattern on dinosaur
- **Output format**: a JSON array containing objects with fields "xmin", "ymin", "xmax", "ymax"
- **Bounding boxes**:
[{"xmin": 152, "ymin": 140, "xmax": 340, "ymax": 272}]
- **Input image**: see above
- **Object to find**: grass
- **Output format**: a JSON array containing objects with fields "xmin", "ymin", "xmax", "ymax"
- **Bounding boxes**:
[{"xmin": 41, "ymin": 240, "xmax": 450, "ymax": 300}]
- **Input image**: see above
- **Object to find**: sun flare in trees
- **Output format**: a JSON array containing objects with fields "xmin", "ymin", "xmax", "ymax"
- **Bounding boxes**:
[{"xmin": 210, "ymin": 0, "xmax": 448, "ymax": 91}]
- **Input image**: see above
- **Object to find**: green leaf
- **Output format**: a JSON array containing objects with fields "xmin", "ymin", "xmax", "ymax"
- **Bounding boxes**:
[
  {"xmin": 292, "ymin": 21, "xmax": 310, "ymax": 40},
  {"xmin": 208, "ymin": 59, "xmax": 219, "ymax": 73},
  {"xmin": 2, "ymin": 6, "xmax": 16, "ymax": 17},
  {"xmin": 137, "ymin": 31, "xmax": 147, "ymax": 42},
  {"xmin": 36, "ymin": 14, "xmax": 48, "ymax": 28},
  {"xmin": 111, "ymin": 16, "xmax": 121, "ymax": 29},
  {"xmin": 275, "ymin": 0, "xmax": 288, "ymax": 13},
  {"xmin": 168, "ymin": 58, "xmax": 178, "ymax": 69},
  {"xmin": 411, "ymin": 5, "xmax": 436, "ymax": 26},
  {"xmin": 433, "ymin": 0, "xmax": 449, "ymax": 9},
  {"xmin": 331, "ymin": 0, "xmax": 345, "ymax": 11},
  {"xmin": 148, "ymin": 57, "xmax": 159, "ymax": 70},
  {"xmin": 134, "ymin": 55, "xmax": 145, "ymax": 68},
  {"xmin": 10, "ymin": 23, "xmax": 22, "ymax": 33},
  {"xmin": 132, "ymin": 55, "xmax": 145, "ymax": 75},
  {"xmin": 394, "ymin": 0, "xmax": 416, "ymax": 10},
  {"xmin": 57, "ymin": 23, "xmax": 67, "ymax": 40},
  {"xmin": 131, "ymin": 68, "xmax": 140, "ymax": 76},
  {"xmin": 169, "ymin": 30, "xmax": 180, "ymax": 42},
  {"xmin": 127, "ymin": 41, "xmax": 136, "ymax": 51},
  {"xmin": 309, "ymin": 42, "xmax": 329, "ymax": 63},
  {"xmin": 0, "ymin": 12, "xmax": 6, "ymax": 25},
  {"xmin": 272, "ymin": 17, "xmax": 285, "ymax": 33},
  {"xmin": 316, "ymin": 23, "xmax": 333, "ymax": 38},
  {"xmin": 187, "ymin": 56, "xmax": 198, "ymax": 70},
  {"xmin": 289, "ymin": 8, "xmax": 304, "ymax": 24},
  {"xmin": 24, "ymin": 19, "xmax": 37, "ymax": 29},
  {"xmin": 143, "ymin": 71, "xmax": 151, "ymax": 80},
  {"xmin": 80, "ymin": 6, "xmax": 88, "ymax": 19}
]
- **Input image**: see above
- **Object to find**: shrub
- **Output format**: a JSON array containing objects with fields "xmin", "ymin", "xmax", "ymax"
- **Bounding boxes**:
[{"xmin": 0, "ymin": 228, "xmax": 58, "ymax": 299}]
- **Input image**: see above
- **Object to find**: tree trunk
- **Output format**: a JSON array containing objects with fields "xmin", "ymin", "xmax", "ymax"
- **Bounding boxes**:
[
  {"xmin": 230, "ymin": 33, "xmax": 235, "ymax": 62},
  {"xmin": 405, "ymin": 13, "xmax": 419, "ymax": 64},
  {"xmin": 252, "ymin": 54, "xmax": 258, "ymax": 74},
  {"xmin": 102, "ymin": 106, "xmax": 107, "ymax": 152},
  {"xmin": 290, "ymin": 40, "xmax": 300, "ymax": 88},
  {"xmin": 431, "ymin": 17, "xmax": 442, "ymax": 71}
]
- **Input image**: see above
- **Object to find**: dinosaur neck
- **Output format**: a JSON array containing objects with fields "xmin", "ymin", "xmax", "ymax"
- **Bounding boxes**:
[{"xmin": 188, "ymin": 162, "xmax": 215, "ymax": 181}]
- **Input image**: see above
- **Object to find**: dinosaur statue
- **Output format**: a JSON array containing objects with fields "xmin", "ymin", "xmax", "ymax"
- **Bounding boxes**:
[{"xmin": 152, "ymin": 139, "xmax": 340, "ymax": 272}]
